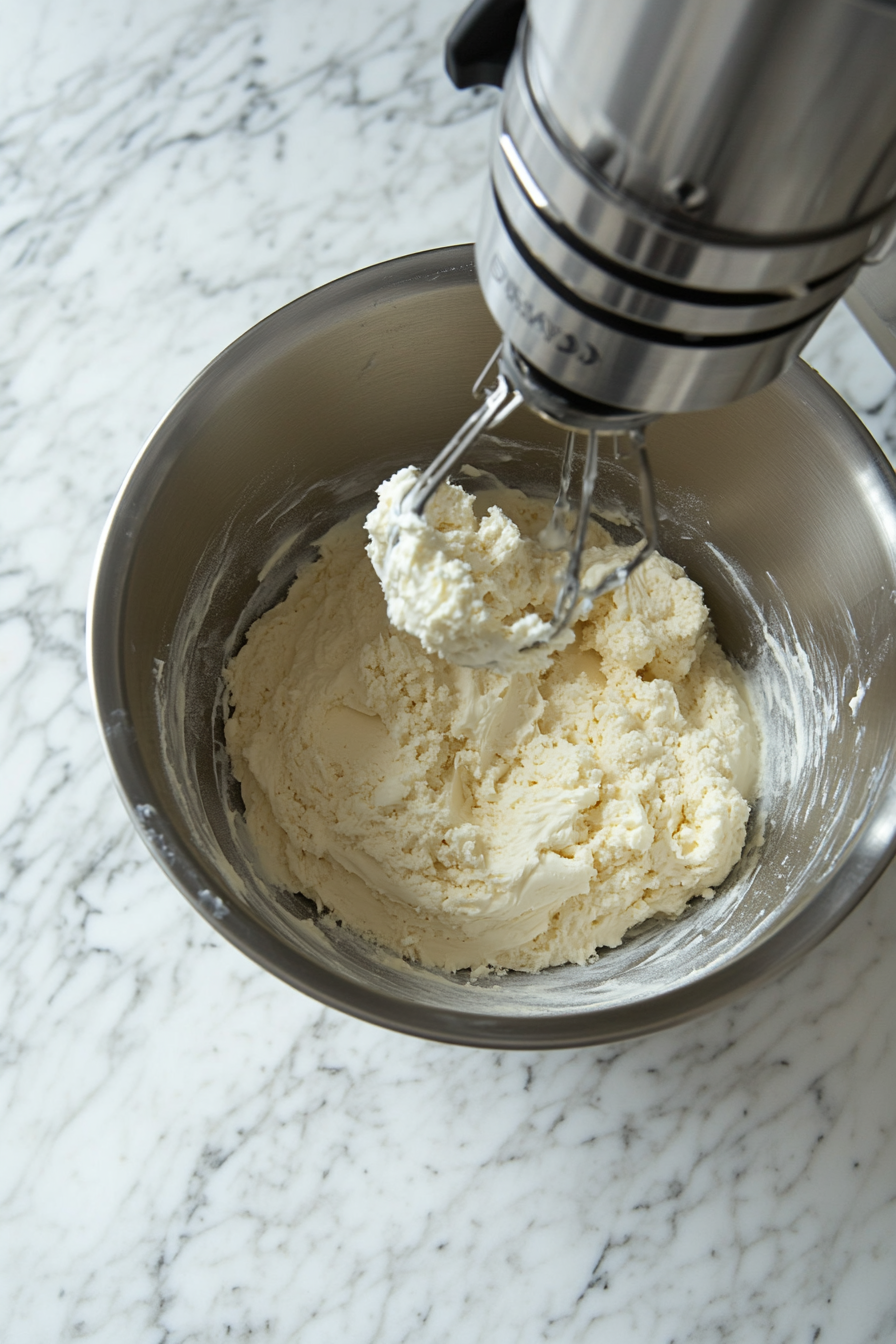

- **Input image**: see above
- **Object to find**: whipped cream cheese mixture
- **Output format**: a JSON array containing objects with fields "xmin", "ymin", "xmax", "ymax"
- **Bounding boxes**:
[
  {"xmin": 224, "ymin": 470, "xmax": 758, "ymax": 973},
  {"xmin": 366, "ymin": 466, "xmax": 567, "ymax": 673}
]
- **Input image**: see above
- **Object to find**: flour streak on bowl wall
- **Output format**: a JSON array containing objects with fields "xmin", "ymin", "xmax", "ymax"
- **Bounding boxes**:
[{"xmin": 88, "ymin": 246, "xmax": 896, "ymax": 1048}]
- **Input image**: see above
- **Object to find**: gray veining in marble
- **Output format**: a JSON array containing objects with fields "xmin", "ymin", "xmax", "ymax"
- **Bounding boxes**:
[{"xmin": 2, "ymin": 2, "xmax": 896, "ymax": 1341}]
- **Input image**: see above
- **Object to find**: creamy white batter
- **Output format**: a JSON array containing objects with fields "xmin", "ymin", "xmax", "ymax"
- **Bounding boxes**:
[
  {"xmin": 224, "ymin": 479, "xmax": 757, "ymax": 973},
  {"xmin": 365, "ymin": 466, "xmax": 572, "ymax": 672}
]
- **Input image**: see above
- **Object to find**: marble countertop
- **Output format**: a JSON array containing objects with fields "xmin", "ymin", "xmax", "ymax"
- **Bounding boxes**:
[{"xmin": 3, "ymin": 2, "xmax": 896, "ymax": 1340}]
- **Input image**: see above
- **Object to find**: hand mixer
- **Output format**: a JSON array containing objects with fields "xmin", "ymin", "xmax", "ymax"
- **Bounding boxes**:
[{"xmin": 398, "ymin": 0, "xmax": 896, "ymax": 650}]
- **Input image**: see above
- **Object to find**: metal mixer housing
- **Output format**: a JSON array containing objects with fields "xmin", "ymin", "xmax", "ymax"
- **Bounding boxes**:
[{"xmin": 466, "ymin": 0, "xmax": 896, "ymax": 416}]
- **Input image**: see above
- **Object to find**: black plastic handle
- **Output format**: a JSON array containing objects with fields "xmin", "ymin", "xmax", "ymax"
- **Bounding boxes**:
[{"xmin": 445, "ymin": 0, "xmax": 526, "ymax": 89}]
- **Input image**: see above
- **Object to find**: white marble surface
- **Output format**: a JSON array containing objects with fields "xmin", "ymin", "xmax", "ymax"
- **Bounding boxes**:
[{"xmin": 2, "ymin": 2, "xmax": 896, "ymax": 1340}]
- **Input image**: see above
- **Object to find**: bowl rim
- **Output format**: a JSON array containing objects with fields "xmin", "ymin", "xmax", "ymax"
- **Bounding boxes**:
[{"xmin": 87, "ymin": 243, "xmax": 896, "ymax": 1049}]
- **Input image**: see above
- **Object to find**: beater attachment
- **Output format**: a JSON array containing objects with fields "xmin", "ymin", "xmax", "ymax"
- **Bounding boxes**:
[
  {"xmin": 534, "ymin": 424, "xmax": 658, "ymax": 645},
  {"xmin": 396, "ymin": 344, "xmax": 660, "ymax": 651}
]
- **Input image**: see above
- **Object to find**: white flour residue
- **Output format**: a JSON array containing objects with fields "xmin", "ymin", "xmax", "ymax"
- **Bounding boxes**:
[
  {"xmin": 704, "ymin": 543, "xmax": 867, "ymax": 895},
  {"xmin": 849, "ymin": 680, "xmax": 869, "ymax": 716}
]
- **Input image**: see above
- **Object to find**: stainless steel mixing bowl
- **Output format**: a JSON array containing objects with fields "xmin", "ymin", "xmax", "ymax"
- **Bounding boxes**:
[{"xmin": 88, "ymin": 245, "xmax": 896, "ymax": 1048}]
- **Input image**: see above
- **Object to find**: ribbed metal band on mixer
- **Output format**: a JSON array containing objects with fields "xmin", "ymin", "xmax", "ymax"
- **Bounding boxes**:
[
  {"xmin": 489, "ymin": 128, "xmax": 859, "ymax": 337},
  {"xmin": 475, "ymin": 7, "xmax": 896, "ymax": 416},
  {"xmin": 477, "ymin": 201, "xmax": 830, "ymax": 413}
]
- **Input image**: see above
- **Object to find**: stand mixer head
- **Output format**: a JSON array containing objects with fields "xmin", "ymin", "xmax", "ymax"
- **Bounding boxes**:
[
  {"xmin": 460, "ymin": 0, "xmax": 896, "ymax": 418},
  {"xmin": 396, "ymin": 0, "xmax": 896, "ymax": 654}
]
